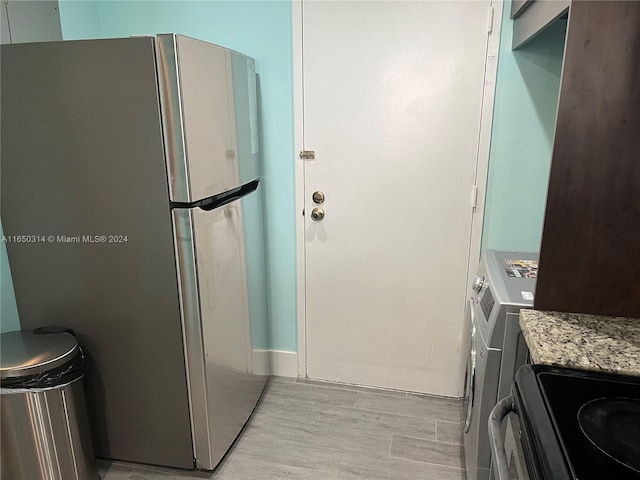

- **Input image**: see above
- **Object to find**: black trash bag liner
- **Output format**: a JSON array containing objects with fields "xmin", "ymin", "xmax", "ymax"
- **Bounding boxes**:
[{"xmin": 1, "ymin": 346, "xmax": 85, "ymax": 389}]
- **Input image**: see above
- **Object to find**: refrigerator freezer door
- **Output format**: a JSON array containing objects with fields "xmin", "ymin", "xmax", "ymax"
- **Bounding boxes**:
[
  {"xmin": 156, "ymin": 34, "xmax": 260, "ymax": 203},
  {"xmin": 0, "ymin": 38, "xmax": 194, "ymax": 468},
  {"xmin": 172, "ymin": 197, "xmax": 265, "ymax": 469}
]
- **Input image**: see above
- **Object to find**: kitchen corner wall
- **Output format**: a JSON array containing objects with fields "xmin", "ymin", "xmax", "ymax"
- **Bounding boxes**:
[
  {"xmin": 1, "ymin": 0, "xmax": 64, "ymax": 334},
  {"xmin": 481, "ymin": 1, "xmax": 567, "ymax": 252},
  {"xmin": 7, "ymin": 1, "xmax": 562, "ymax": 351},
  {"xmin": 59, "ymin": 0, "xmax": 296, "ymax": 353}
]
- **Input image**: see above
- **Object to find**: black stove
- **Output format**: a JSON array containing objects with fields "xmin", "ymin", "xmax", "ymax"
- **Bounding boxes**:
[{"xmin": 513, "ymin": 364, "xmax": 640, "ymax": 480}]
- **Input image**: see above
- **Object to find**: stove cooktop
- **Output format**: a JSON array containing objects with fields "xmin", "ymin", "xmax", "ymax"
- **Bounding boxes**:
[{"xmin": 513, "ymin": 365, "xmax": 640, "ymax": 480}]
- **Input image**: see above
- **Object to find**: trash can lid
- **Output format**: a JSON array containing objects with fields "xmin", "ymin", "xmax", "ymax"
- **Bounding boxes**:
[{"xmin": 0, "ymin": 330, "xmax": 79, "ymax": 379}]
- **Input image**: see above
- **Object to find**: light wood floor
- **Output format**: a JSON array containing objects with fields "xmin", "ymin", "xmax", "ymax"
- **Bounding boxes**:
[{"xmin": 99, "ymin": 377, "xmax": 466, "ymax": 480}]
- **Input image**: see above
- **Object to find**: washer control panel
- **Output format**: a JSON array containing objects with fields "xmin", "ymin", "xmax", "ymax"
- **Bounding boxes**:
[{"xmin": 480, "ymin": 286, "xmax": 495, "ymax": 321}]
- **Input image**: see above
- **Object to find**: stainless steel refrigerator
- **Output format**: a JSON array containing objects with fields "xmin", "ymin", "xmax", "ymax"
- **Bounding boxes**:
[{"xmin": 1, "ymin": 34, "xmax": 269, "ymax": 470}]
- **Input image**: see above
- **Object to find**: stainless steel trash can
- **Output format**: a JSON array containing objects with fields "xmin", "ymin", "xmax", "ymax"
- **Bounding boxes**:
[{"xmin": 1, "ymin": 330, "xmax": 98, "ymax": 480}]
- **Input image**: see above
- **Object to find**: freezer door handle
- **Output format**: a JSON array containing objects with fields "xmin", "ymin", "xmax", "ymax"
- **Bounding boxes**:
[{"xmin": 171, "ymin": 179, "xmax": 259, "ymax": 211}]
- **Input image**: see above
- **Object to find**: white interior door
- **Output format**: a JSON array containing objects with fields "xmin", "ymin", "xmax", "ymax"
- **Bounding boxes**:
[{"xmin": 302, "ymin": 0, "xmax": 492, "ymax": 397}]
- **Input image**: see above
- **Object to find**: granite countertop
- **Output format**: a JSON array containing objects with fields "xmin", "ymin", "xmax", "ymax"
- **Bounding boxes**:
[{"xmin": 519, "ymin": 309, "xmax": 640, "ymax": 376}]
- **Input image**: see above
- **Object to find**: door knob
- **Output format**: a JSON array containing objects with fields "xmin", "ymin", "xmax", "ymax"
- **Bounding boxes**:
[
  {"xmin": 312, "ymin": 191, "xmax": 325, "ymax": 204},
  {"xmin": 311, "ymin": 207, "xmax": 325, "ymax": 221}
]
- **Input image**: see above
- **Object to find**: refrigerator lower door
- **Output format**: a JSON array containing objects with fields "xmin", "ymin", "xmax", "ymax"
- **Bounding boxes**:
[{"xmin": 172, "ymin": 197, "xmax": 265, "ymax": 469}]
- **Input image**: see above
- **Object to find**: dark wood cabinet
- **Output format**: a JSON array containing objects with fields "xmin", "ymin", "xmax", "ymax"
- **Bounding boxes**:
[{"xmin": 534, "ymin": 1, "xmax": 640, "ymax": 318}]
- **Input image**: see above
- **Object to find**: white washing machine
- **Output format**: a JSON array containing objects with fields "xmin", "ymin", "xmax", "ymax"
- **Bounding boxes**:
[{"xmin": 463, "ymin": 249, "xmax": 538, "ymax": 480}]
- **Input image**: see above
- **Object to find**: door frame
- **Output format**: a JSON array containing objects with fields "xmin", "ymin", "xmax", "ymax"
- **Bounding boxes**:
[{"xmin": 293, "ymin": 0, "xmax": 504, "ymax": 383}]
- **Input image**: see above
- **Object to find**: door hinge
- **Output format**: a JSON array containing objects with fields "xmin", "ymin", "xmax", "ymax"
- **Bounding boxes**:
[
  {"xmin": 487, "ymin": 5, "xmax": 494, "ymax": 34},
  {"xmin": 299, "ymin": 150, "xmax": 315, "ymax": 160},
  {"xmin": 471, "ymin": 186, "xmax": 478, "ymax": 209}
]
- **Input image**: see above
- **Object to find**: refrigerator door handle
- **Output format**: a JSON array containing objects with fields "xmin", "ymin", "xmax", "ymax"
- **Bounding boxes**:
[{"xmin": 171, "ymin": 179, "xmax": 259, "ymax": 211}]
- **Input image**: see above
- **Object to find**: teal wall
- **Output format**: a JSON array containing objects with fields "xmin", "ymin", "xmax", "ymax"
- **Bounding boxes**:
[
  {"xmin": 1, "ymin": 221, "xmax": 21, "ymax": 333},
  {"xmin": 10, "ymin": 1, "xmax": 563, "ymax": 348},
  {"xmin": 59, "ymin": 0, "xmax": 296, "ymax": 352},
  {"xmin": 481, "ymin": 2, "xmax": 567, "ymax": 252}
]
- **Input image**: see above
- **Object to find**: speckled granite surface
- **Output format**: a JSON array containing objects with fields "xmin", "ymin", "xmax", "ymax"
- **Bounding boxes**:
[{"xmin": 519, "ymin": 310, "xmax": 640, "ymax": 376}]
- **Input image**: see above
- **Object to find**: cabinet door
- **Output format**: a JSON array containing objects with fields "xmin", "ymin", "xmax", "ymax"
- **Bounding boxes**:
[
  {"xmin": 1, "ymin": 3, "xmax": 10, "ymax": 45},
  {"xmin": 5, "ymin": 0, "xmax": 62, "ymax": 43},
  {"xmin": 535, "ymin": 1, "xmax": 640, "ymax": 318}
]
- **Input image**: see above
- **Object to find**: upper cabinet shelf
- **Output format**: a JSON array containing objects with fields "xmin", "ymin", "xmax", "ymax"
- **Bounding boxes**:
[
  {"xmin": 511, "ymin": 0, "xmax": 533, "ymax": 19},
  {"xmin": 512, "ymin": 0, "xmax": 570, "ymax": 49}
]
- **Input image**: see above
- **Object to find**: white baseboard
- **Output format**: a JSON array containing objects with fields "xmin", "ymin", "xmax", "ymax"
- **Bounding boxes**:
[{"xmin": 252, "ymin": 349, "xmax": 298, "ymax": 378}]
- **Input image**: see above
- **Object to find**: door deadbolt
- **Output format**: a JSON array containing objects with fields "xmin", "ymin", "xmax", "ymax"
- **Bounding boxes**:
[
  {"xmin": 312, "ymin": 191, "xmax": 325, "ymax": 204},
  {"xmin": 311, "ymin": 207, "xmax": 325, "ymax": 221}
]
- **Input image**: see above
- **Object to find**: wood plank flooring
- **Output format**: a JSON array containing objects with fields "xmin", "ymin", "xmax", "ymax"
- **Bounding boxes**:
[{"xmin": 98, "ymin": 377, "xmax": 466, "ymax": 479}]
